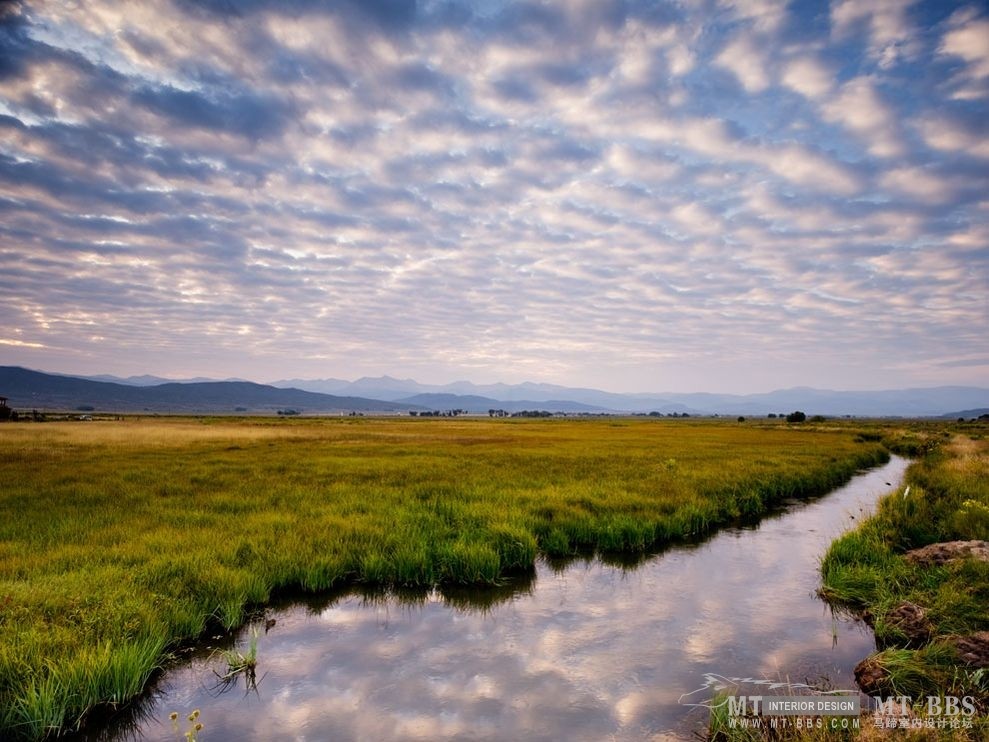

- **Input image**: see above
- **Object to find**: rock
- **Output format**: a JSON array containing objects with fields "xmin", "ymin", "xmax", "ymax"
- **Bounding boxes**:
[
  {"xmin": 854, "ymin": 656, "xmax": 888, "ymax": 696},
  {"xmin": 948, "ymin": 632, "xmax": 989, "ymax": 668},
  {"xmin": 905, "ymin": 540, "xmax": 989, "ymax": 567},
  {"xmin": 883, "ymin": 601, "xmax": 933, "ymax": 646}
]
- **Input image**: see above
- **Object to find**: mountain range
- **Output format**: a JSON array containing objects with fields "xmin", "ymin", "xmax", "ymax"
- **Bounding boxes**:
[
  {"xmin": 0, "ymin": 367, "xmax": 418, "ymax": 414},
  {"xmin": 272, "ymin": 375, "xmax": 989, "ymax": 417},
  {"xmin": 2, "ymin": 366, "xmax": 988, "ymax": 417}
]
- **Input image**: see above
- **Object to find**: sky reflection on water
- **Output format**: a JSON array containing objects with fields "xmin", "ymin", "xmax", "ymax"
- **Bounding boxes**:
[{"xmin": 105, "ymin": 457, "xmax": 908, "ymax": 741}]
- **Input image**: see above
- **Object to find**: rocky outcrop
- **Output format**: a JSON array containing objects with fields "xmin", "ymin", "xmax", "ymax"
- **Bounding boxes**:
[
  {"xmin": 883, "ymin": 601, "xmax": 934, "ymax": 646},
  {"xmin": 904, "ymin": 540, "xmax": 989, "ymax": 567},
  {"xmin": 854, "ymin": 633, "xmax": 989, "ymax": 698},
  {"xmin": 947, "ymin": 631, "xmax": 989, "ymax": 668},
  {"xmin": 853, "ymin": 656, "xmax": 888, "ymax": 696}
]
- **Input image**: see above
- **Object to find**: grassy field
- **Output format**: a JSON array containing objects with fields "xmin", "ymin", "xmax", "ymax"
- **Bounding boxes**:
[{"xmin": 0, "ymin": 416, "xmax": 889, "ymax": 737}]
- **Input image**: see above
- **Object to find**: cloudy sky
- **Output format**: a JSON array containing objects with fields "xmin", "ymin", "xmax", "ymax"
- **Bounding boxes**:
[{"xmin": 0, "ymin": 0, "xmax": 986, "ymax": 393}]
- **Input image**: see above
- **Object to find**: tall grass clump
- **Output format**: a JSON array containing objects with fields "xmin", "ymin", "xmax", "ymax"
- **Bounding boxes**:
[
  {"xmin": 215, "ymin": 625, "xmax": 259, "ymax": 684},
  {"xmin": 0, "ymin": 416, "xmax": 890, "ymax": 737}
]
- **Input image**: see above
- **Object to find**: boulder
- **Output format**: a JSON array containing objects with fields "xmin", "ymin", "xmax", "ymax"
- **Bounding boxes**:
[
  {"xmin": 854, "ymin": 656, "xmax": 888, "ymax": 696},
  {"xmin": 905, "ymin": 540, "xmax": 989, "ymax": 567},
  {"xmin": 948, "ymin": 631, "xmax": 989, "ymax": 668},
  {"xmin": 883, "ymin": 601, "xmax": 933, "ymax": 646}
]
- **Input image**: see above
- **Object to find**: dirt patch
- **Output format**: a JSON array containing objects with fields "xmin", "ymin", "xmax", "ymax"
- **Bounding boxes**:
[{"xmin": 905, "ymin": 540, "xmax": 989, "ymax": 567}]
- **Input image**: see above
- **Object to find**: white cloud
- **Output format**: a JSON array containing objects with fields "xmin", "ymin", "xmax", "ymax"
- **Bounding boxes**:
[
  {"xmin": 715, "ymin": 33, "xmax": 770, "ymax": 93},
  {"xmin": 780, "ymin": 56, "xmax": 834, "ymax": 99},
  {"xmin": 918, "ymin": 115, "xmax": 989, "ymax": 158},
  {"xmin": 605, "ymin": 145, "xmax": 681, "ymax": 183},
  {"xmin": 821, "ymin": 76, "xmax": 903, "ymax": 157},
  {"xmin": 940, "ymin": 14, "xmax": 989, "ymax": 78},
  {"xmin": 671, "ymin": 202, "xmax": 722, "ymax": 236},
  {"xmin": 718, "ymin": 0, "xmax": 790, "ymax": 33},
  {"xmin": 612, "ymin": 21, "xmax": 696, "ymax": 85},
  {"xmin": 760, "ymin": 143, "xmax": 861, "ymax": 194},
  {"xmin": 939, "ymin": 10, "xmax": 989, "ymax": 99},
  {"xmin": 831, "ymin": 0, "xmax": 919, "ymax": 68},
  {"xmin": 879, "ymin": 166, "xmax": 955, "ymax": 203}
]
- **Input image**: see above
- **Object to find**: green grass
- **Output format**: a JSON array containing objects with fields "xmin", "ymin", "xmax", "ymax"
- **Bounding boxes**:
[
  {"xmin": 215, "ymin": 625, "xmax": 258, "ymax": 685},
  {"xmin": 820, "ymin": 427, "xmax": 989, "ymax": 644},
  {"xmin": 817, "ymin": 421, "xmax": 989, "ymax": 738},
  {"xmin": 0, "ymin": 416, "xmax": 888, "ymax": 737}
]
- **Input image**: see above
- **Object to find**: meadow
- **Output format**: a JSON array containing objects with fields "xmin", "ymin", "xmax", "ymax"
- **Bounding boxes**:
[{"xmin": 0, "ymin": 416, "xmax": 890, "ymax": 737}]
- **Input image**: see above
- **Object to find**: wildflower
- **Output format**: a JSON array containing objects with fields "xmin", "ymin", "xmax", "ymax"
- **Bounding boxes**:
[{"xmin": 169, "ymin": 712, "xmax": 178, "ymax": 721}]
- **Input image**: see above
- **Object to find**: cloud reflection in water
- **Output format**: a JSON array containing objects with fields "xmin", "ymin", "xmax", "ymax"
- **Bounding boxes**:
[{"xmin": 121, "ymin": 458, "xmax": 907, "ymax": 741}]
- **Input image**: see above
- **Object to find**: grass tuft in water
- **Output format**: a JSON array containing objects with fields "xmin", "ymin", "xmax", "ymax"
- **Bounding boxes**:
[{"xmin": 214, "ymin": 626, "xmax": 259, "ymax": 683}]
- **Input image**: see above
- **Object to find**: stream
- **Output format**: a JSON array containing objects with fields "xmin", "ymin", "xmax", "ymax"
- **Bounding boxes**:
[{"xmin": 90, "ymin": 455, "xmax": 909, "ymax": 741}]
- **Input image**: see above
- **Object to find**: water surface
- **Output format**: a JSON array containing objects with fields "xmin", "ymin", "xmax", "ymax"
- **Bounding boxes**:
[{"xmin": 100, "ymin": 456, "xmax": 908, "ymax": 741}]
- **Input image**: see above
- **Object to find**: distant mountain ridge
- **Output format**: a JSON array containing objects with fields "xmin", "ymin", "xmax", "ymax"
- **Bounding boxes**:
[
  {"xmin": 273, "ymin": 376, "xmax": 989, "ymax": 417},
  {"xmin": 83, "ymin": 373, "xmax": 249, "ymax": 386},
  {"xmin": 0, "ymin": 367, "xmax": 421, "ymax": 414},
  {"xmin": 3, "ymin": 366, "xmax": 987, "ymax": 417}
]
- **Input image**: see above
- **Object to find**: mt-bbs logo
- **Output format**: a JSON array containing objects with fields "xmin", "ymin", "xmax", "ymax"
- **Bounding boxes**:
[{"xmin": 874, "ymin": 695, "xmax": 977, "ymax": 717}]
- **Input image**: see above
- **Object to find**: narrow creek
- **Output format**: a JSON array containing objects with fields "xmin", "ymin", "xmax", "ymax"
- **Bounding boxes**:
[{"xmin": 91, "ymin": 456, "xmax": 909, "ymax": 741}]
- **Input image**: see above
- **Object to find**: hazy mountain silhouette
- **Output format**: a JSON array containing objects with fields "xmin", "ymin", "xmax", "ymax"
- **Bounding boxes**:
[
  {"xmin": 275, "ymin": 376, "xmax": 989, "ymax": 416},
  {"xmin": 4, "ymin": 366, "xmax": 988, "ymax": 417},
  {"xmin": 0, "ymin": 367, "xmax": 421, "ymax": 413}
]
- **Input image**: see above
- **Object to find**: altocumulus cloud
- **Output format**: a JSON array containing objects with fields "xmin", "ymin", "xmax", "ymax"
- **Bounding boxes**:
[{"xmin": 0, "ymin": 0, "xmax": 986, "ymax": 392}]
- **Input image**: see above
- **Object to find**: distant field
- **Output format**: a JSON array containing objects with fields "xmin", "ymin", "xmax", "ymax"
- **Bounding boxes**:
[{"xmin": 0, "ymin": 417, "xmax": 888, "ymax": 737}]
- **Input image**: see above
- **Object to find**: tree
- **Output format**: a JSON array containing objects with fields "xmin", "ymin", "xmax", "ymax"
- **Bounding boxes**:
[{"xmin": 786, "ymin": 411, "xmax": 807, "ymax": 423}]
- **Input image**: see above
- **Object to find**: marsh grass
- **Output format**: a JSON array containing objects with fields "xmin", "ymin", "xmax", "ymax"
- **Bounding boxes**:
[
  {"xmin": 820, "ymin": 427, "xmax": 989, "ymax": 645},
  {"xmin": 0, "ymin": 416, "xmax": 888, "ymax": 737},
  {"xmin": 816, "ymin": 422, "xmax": 989, "ymax": 738},
  {"xmin": 213, "ymin": 625, "xmax": 259, "ymax": 688}
]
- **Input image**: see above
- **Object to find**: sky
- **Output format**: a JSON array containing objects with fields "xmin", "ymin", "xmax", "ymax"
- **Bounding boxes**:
[{"xmin": 0, "ymin": 0, "xmax": 986, "ymax": 394}]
